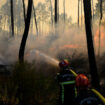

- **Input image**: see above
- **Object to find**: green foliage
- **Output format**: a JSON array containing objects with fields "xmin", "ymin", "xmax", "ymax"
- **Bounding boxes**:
[{"xmin": 0, "ymin": 62, "xmax": 59, "ymax": 105}]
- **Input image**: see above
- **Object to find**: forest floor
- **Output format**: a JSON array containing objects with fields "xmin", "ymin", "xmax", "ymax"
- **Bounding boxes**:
[{"xmin": 0, "ymin": 52, "xmax": 105, "ymax": 105}]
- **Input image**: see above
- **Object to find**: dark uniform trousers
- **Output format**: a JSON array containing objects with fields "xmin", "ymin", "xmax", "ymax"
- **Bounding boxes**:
[{"xmin": 57, "ymin": 69, "xmax": 77, "ymax": 105}]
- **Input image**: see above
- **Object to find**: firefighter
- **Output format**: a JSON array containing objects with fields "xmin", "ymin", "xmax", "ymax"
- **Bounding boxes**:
[
  {"xmin": 75, "ymin": 74, "xmax": 105, "ymax": 105},
  {"xmin": 57, "ymin": 59, "xmax": 77, "ymax": 105}
]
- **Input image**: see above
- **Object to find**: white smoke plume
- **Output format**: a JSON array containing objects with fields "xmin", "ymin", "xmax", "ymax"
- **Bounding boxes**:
[{"xmin": 0, "ymin": 25, "xmax": 105, "ymax": 66}]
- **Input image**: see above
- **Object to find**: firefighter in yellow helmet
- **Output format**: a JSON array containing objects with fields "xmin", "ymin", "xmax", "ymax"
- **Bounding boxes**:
[{"xmin": 57, "ymin": 59, "xmax": 77, "ymax": 105}]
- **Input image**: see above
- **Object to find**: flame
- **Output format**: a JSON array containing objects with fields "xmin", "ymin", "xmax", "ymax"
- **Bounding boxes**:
[
  {"xmin": 94, "ymin": 26, "xmax": 105, "ymax": 47},
  {"xmin": 94, "ymin": 26, "xmax": 105, "ymax": 54},
  {"xmin": 61, "ymin": 44, "xmax": 79, "ymax": 49}
]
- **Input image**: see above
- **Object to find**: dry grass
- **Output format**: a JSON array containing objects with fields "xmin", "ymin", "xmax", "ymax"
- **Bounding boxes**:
[
  {"xmin": 0, "ymin": 52, "xmax": 105, "ymax": 105},
  {"xmin": 0, "ymin": 62, "xmax": 59, "ymax": 105}
]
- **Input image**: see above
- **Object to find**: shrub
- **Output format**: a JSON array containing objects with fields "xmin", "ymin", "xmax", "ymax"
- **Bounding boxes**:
[{"xmin": 0, "ymin": 62, "xmax": 59, "ymax": 105}]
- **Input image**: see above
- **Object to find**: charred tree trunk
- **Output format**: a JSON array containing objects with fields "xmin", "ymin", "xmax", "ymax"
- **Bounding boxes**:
[
  {"xmin": 19, "ymin": 0, "xmax": 33, "ymax": 62},
  {"xmin": 10, "ymin": 0, "xmax": 14, "ymax": 36},
  {"xmin": 22, "ymin": 0, "xmax": 26, "ymax": 22},
  {"xmin": 33, "ymin": 4, "xmax": 38, "ymax": 35},
  {"xmin": 55, "ymin": 0, "xmax": 58, "ymax": 24},
  {"xmin": 83, "ymin": 0, "xmax": 100, "ymax": 91}
]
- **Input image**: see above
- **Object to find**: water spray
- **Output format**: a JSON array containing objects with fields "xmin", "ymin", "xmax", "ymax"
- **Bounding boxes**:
[{"xmin": 26, "ymin": 49, "xmax": 59, "ymax": 67}]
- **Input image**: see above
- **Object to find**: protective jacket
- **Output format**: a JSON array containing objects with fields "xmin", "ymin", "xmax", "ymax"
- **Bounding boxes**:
[
  {"xmin": 57, "ymin": 68, "xmax": 77, "ymax": 105},
  {"xmin": 75, "ymin": 89, "xmax": 104, "ymax": 105}
]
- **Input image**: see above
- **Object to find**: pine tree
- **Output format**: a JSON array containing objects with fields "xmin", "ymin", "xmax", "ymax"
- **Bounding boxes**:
[
  {"xmin": 55, "ymin": 0, "xmax": 57, "ymax": 24},
  {"xmin": 19, "ymin": 0, "xmax": 33, "ymax": 62},
  {"xmin": 10, "ymin": 0, "xmax": 14, "ymax": 36},
  {"xmin": 33, "ymin": 3, "xmax": 38, "ymax": 35},
  {"xmin": 78, "ymin": 0, "xmax": 80, "ymax": 26},
  {"xmin": 98, "ymin": 0, "xmax": 103, "ymax": 57},
  {"xmin": 22, "ymin": 0, "xmax": 26, "ymax": 22},
  {"xmin": 83, "ymin": 0, "xmax": 100, "ymax": 91}
]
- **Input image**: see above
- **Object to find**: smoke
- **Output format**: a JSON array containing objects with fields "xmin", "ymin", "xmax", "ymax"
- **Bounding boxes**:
[
  {"xmin": 0, "ymin": 24, "xmax": 105, "ymax": 66},
  {"xmin": 0, "ymin": 25, "xmax": 87, "ymax": 65},
  {"xmin": 0, "ymin": 34, "xmax": 22, "ymax": 65}
]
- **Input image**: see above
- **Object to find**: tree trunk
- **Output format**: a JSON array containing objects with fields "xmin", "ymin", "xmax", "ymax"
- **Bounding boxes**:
[
  {"xmin": 55, "ymin": 0, "xmax": 57, "ymax": 24},
  {"xmin": 57, "ymin": 0, "xmax": 59, "ymax": 22},
  {"xmin": 78, "ymin": 0, "xmax": 80, "ymax": 26},
  {"xmin": 19, "ymin": 0, "xmax": 33, "ymax": 62},
  {"xmin": 50, "ymin": 0, "xmax": 53, "ymax": 25},
  {"xmin": 100, "ymin": 0, "xmax": 103, "ymax": 20},
  {"xmin": 92, "ymin": 0, "xmax": 94, "ymax": 19},
  {"xmin": 63, "ymin": 0, "xmax": 65, "ymax": 23},
  {"xmin": 10, "ymin": 0, "xmax": 14, "ymax": 36},
  {"xmin": 98, "ymin": 0, "xmax": 103, "ymax": 57},
  {"xmin": 22, "ymin": 0, "xmax": 26, "ymax": 22},
  {"xmin": 98, "ymin": 22, "xmax": 101, "ymax": 57},
  {"xmin": 81, "ymin": 0, "xmax": 82, "ymax": 26},
  {"xmin": 83, "ymin": 0, "xmax": 100, "ymax": 91},
  {"xmin": 33, "ymin": 4, "xmax": 38, "ymax": 35}
]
